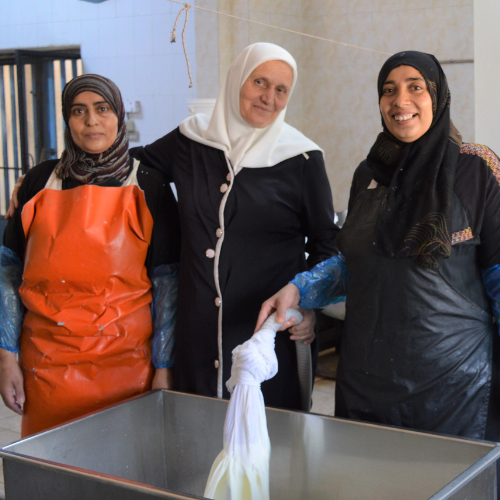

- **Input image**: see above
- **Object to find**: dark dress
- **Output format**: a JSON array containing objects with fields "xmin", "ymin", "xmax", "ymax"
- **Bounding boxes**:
[
  {"xmin": 336, "ymin": 144, "xmax": 500, "ymax": 440},
  {"xmin": 131, "ymin": 127, "xmax": 338, "ymax": 409}
]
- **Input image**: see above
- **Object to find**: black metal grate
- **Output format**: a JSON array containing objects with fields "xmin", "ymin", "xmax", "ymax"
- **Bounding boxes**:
[{"xmin": 0, "ymin": 49, "xmax": 82, "ymax": 216}]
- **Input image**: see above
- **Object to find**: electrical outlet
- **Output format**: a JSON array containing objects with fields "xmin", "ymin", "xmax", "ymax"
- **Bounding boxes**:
[{"xmin": 124, "ymin": 100, "xmax": 141, "ymax": 113}]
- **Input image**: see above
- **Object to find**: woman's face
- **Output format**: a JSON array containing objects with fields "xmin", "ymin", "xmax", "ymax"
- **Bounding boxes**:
[
  {"xmin": 68, "ymin": 91, "xmax": 118, "ymax": 154},
  {"xmin": 380, "ymin": 65, "xmax": 433, "ymax": 143},
  {"xmin": 239, "ymin": 60, "xmax": 293, "ymax": 128}
]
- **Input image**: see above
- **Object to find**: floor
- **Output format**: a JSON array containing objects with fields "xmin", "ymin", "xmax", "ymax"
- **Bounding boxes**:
[
  {"xmin": 310, "ymin": 347, "xmax": 338, "ymax": 416},
  {"xmin": 0, "ymin": 404, "xmax": 22, "ymax": 499},
  {"xmin": 0, "ymin": 349, "xmax": 339, "ymax": 499}
]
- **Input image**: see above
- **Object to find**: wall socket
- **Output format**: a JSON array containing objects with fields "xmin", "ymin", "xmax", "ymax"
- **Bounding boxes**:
[{"xmin": 124, "ymin": 100, "xmax": 141, "ymax": 113}]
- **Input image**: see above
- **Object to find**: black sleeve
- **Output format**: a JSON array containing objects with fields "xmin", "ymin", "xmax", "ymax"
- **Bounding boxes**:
[
  {"xmin": 129, "ymin": 128, "xmax": 181, "ymax": 183},
  {"xmin": 3, "ymin": 161, "xmax": 58, "ymax": 261},
  {"xmin": 301, "ymin": 150, "xmax": 340, "ymax": 269},
  {"xmin": 472, "ymin": 151, "xmax": 500, "ymax": 269},
  {"xmin": 136, "ymin": 165, "xmax": 181, "ymax": 275},
  {"xmin": 452, "ymin": 145, "xmax": 500, "ymax": 269}
]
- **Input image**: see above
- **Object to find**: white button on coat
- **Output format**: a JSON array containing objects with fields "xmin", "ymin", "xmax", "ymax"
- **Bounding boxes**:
[
  {"xmin": 215, "ymin": 297, "xmax": 222, "ymax": 307},
  {"xmin": 214, "ymin": 360, "xmax": 220, "ymax": 369},
  {"xmin": 220, "ymin": 184, "xmax": 228, "ymax": 193},
  {"xmin": 226, "ymin": 173, "xmax": 231, "ymax": 181},
  {"xmin": 216, "ymin": 228, "xmax": 223, "ymax": 238},
  {"xmin": 206, "ymin": 249, "xmax": 215, "ymax": 258}
]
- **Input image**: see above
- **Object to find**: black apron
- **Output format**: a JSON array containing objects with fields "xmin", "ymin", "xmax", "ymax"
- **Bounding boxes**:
[{"xmin": 336, "ymin": 183, "xmax": 498, "ymax": 440}]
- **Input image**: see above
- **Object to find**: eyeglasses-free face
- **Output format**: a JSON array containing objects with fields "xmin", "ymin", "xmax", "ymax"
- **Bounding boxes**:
[
  {"xmin": 68, "ymin": 91, "xmax": 119, "ymax": 154},
  {"xmin": 380, "ymin": 64, "xmax": 433, "ymax": 143},
  {"xmin": 239, "ymin": 60, "xmax": 293, "ymax": 129}
]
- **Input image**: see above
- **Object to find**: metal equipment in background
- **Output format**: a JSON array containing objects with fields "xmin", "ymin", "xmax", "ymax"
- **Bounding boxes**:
[{"xmin": 1, "ymin": 390, "xmax": 499, "ymax": 499}]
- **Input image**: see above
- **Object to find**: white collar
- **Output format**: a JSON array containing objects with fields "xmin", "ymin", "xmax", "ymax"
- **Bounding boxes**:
[{"xmin": 179, "ymin": 43, "xmax": 322, "ymax": 174}]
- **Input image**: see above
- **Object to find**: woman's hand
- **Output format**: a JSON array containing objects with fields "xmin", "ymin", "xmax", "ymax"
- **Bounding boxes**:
[
  {"xmin": 255, "ymin": 283, "xmax": 301, "ymax": 332},
  {"xmin": 152, "ymin": 367, "xmax": 174, "ymax": 390},
  {"xmin": 289, "ymin": 309, "xmax": 316, "ymax": 345},
  {"xmin": 0, "ymin": 349, "xmax": 24, "ymax": 415},
  {"xmin": 5, "ymin": 174, "xmax": 25, "ymax": 220}
]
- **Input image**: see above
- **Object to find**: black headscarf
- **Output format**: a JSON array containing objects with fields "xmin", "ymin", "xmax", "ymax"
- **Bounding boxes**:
[
  {"xmin": 367, "ymin": 51, "xmax": 462, "ymax": 269},
  {"xmin": 55, "ymin": 74, "xmax": 131, "ymax": 185}
]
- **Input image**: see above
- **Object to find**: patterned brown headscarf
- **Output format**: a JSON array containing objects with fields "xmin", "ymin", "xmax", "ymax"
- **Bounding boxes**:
[
  {"xmin": 55, "ymin": 74, "xmax": 131, "ymax": 185},
  {"xmin": 367, "ymin": 51, "xmax": 462, "ymax": 269}
]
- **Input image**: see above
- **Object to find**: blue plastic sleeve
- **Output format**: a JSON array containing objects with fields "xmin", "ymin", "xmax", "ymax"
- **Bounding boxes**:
[
  {"xmin": 151, "ymin": 263, "xmax": 179, "ymax": 369},
  {"xmin": 291, "ymin": 253, "xmax": 350, "ymax": 310},
  {"xmin": 482, "ymin": 264, "xmax": 500, "ymax": 331},
  {"xmin": 0, "ymin": 246, "xmax": 25, "ymax": 353}
]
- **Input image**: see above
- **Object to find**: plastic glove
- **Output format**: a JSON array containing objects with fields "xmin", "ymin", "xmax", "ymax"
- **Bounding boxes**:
[{"xmin": 150, "ymin": 263, "xmax": 178, "ymax": 369}]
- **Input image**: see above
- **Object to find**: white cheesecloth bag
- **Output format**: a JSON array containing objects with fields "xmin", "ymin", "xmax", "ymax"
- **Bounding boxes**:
[{"xmin": 204, "ymin": 308, "xmax": 304, "ymax": 500}]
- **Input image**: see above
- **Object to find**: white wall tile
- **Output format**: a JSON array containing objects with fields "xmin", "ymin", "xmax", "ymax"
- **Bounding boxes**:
[
  {"xmin": 52, "ymin": 0, "xmax": 72, "ymax": 24},
  {"xmin": 6, "ymin": 25, "xmax": 30, "ymax": 49},
  {"xmin": 152, "ymin": 55, "xmax": 175, "ymax": 96},
  {"xmin": 153, "ymin": 95, "xmax": 177, "ymax": 138},
  {"xmin": 80, "ymin": 20, "xmax": 101, "ymax": 58},
  {"xmin": 133, "ymin": 0, "xmax": 154, "ymax": 17},
  {"xmin": 0, "ymin": 2, "xmax": 14, "ymax": 26},
  {"xmin": 115, "ymin": 0, "xmax": 134, "ymax": 17},
  {"xmin": 112, "ymin": 16, "xmax": 136, "ymax": 56},
  {"xmin": 152, "ymin": 14, "xmax": 174, "ymax": 55},
  {"xmin": 112, "ymin": 56, "xmax": 137, "ymax": 98},
  {"xmin": 66, "ymin": 1, "xmax": 83, "ymax": 22},
  {"xmin": 98, "ymin": 17, "xmax": 119, "ymax": 57},
  {"xmin": 51, "ymin": 20, "xmax": 82, "ymax": 46},
  {"xmin": 82, "ymin": 56, "xmax": 112, "ymax": 77},
  {"xmin": 133, "ymin": 15, "xmax": 154, "ymax": 56},
  {"xmin": 134, "ymin": 54, "xmax": 157, "ymax": 96},
  {"xmin": 151, "ymin": 0, "xmax": 173, "ymax": 15}
]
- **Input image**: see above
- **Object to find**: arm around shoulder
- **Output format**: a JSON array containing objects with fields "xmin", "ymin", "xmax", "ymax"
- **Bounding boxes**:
[{"xmin": 129, "ymin": 128, "xmax": 181, "ymax": 181}]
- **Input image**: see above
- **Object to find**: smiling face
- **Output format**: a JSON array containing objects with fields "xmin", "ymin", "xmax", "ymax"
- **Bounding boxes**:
[
  {"xmin": 68, "ymin": 91, "xmax": 119, "ymax": 154},
  {"xmin": 239, "ymin": 60, "xmax": 294, "ymax": 129},
  {"xmin": 380, "ymin": 65, "xmax": 433, "ymax": 143}
]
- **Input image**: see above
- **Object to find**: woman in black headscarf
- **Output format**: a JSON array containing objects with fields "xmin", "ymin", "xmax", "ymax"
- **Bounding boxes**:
[
  {"xmin": 0, "ymin": 74, "xmax": 181, "ymax": 437},
  {"xmin": 258, "ymin": 50, "xmax": 500, "ymax": 442}
]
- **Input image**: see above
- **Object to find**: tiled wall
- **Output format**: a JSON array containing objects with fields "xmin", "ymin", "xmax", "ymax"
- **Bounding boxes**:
[
  {"xmin": 194, "ymin": 0, "xmax": 220, "ymax": 98},
  {"xmin": 474, "ymin": 0, "xmax": 500, "ymax": 156},
  {"xmin": 201, "ymin": 0, "xmax": 474, "ymax": 210},
  {"xmin": 0, "ymin": 0, "xmax": 198, "ymax": 147}
]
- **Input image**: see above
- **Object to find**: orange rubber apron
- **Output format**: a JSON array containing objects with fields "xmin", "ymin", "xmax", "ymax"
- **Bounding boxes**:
[{"xmin": 19, "ymin": 161, "xmax": 154, "ymax": 437}]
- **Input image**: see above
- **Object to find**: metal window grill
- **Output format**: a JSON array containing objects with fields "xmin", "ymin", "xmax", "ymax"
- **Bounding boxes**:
[{"xmin": 0, "ymin": 49, "xmax": 82, "ymax": 216}]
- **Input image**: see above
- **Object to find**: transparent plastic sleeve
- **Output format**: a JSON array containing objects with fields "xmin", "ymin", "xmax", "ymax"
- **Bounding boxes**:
[
  {"xmin": 151, "ymin": 263, "xmax": 179, "ymax": 369},
  {"xmin": 0, "ymin": 246, "xmax": 24, "ymax": 353},
  {"xmin": 482, "ymin": 264, "xmax": 500, "ymax": 330},
  {"xmin": 291, "ymin": 253, "xmax": 349, "ymax": 310}
]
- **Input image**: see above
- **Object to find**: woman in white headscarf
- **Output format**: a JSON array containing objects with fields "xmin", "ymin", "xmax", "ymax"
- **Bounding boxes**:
[{"xmin": 131, "ymin": 42, "xmax": 339, "ymax": 410}]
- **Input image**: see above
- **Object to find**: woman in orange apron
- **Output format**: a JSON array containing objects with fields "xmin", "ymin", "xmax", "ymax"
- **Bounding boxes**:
[{"xmin": 0, "ymin": 74, "xmax": 181, "ymax": 437}]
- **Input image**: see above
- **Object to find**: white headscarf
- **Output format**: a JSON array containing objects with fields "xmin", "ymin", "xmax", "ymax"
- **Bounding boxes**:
[{"xmin": 179, "ymin": 42, "xmax": 322, "ymax": 174}]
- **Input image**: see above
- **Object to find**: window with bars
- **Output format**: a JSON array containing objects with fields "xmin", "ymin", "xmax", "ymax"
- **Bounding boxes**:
[{"xmin": 0, "ymin": 48, "xmax": 82, "ymax": 216}]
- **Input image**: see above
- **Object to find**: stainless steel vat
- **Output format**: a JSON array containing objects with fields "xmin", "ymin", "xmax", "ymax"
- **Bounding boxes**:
[{"xmin": 1, "ymin": 390, "xmax": 499, "ymax": 499}]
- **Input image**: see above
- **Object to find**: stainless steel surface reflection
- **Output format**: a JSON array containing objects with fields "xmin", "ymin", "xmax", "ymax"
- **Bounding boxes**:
[{"xmin": 0, "ymin": 390, "xmax": 499, "ymax": 499}]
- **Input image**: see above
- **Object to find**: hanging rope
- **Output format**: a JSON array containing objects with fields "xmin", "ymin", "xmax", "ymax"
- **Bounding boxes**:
[
  {"xmin": 168, "ymin": 0, "xmax": 393, "ymax": 88},
  {"xmin": 171, "ymin": 2, "xmax": 194, "ymax": 88}
]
